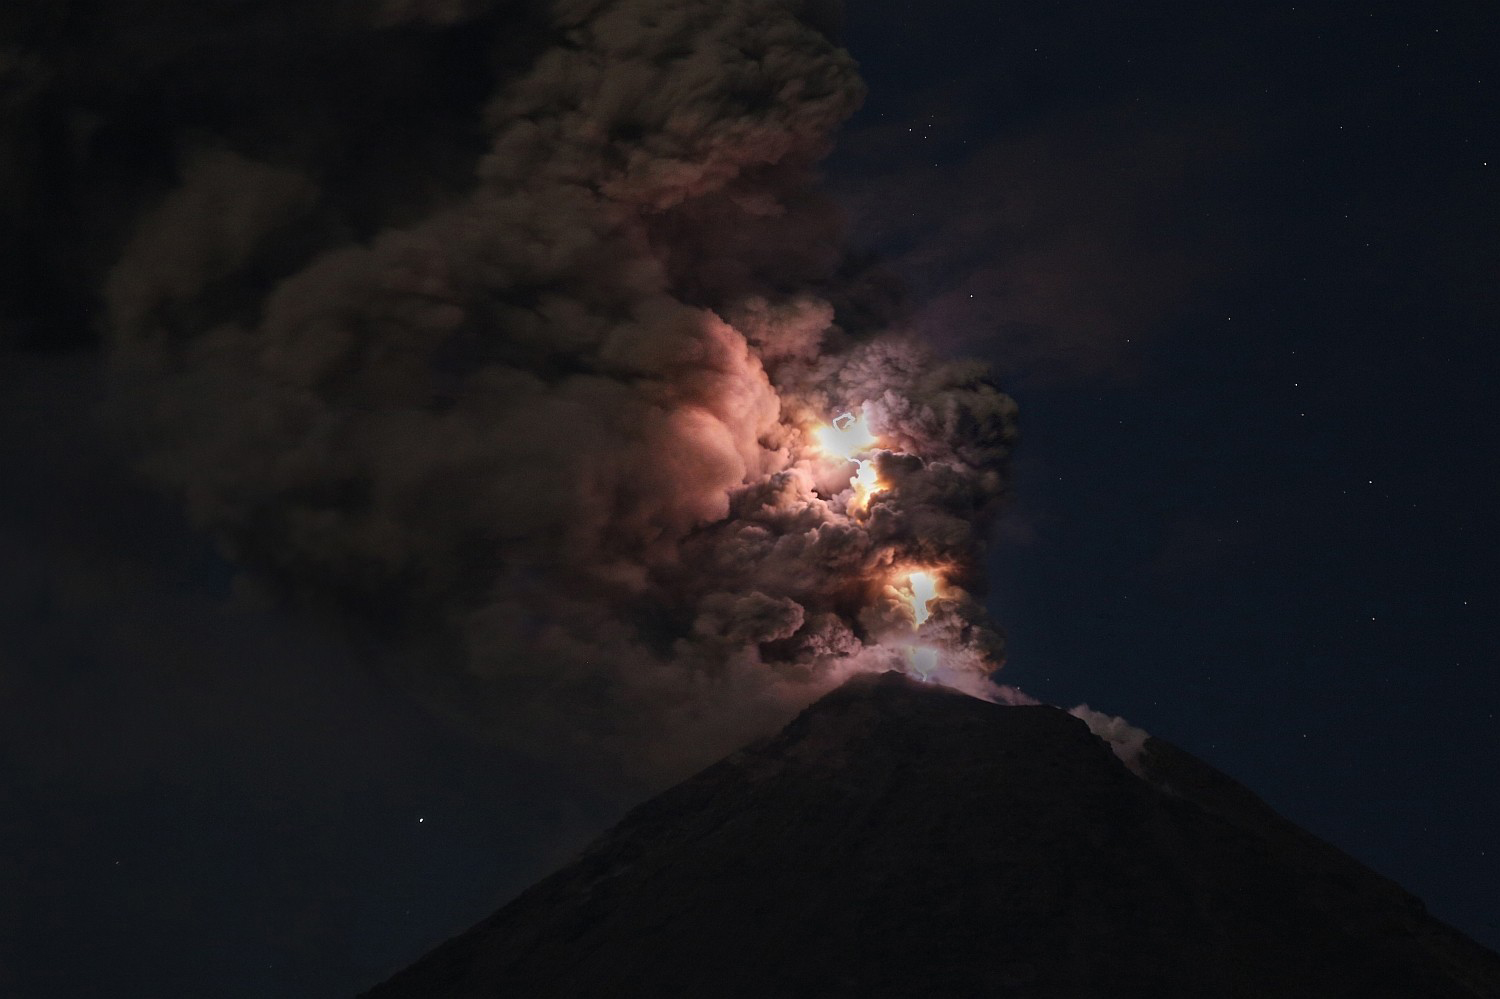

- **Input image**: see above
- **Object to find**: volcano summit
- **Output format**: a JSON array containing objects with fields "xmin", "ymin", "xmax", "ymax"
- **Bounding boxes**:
[{"xmin": 360, "ymin": 672, "xmax": 1500, "ymax": 998}]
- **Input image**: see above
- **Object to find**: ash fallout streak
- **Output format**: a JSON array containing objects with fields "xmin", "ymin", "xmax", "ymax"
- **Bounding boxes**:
[{"xmin": 83, "ymin": 0, "xmax": 1018, "ymax": 780}]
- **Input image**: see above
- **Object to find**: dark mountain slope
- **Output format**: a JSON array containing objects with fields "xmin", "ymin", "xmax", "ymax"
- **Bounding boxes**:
[{"xmin": 361, "ymin": 671, "xmax": 1500, "ymax": 998}]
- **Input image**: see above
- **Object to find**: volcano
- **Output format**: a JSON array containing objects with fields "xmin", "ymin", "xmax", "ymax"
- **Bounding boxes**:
[{"xmin": 359, "ymin": 672, "xmax": 1500, "ymax": 998}]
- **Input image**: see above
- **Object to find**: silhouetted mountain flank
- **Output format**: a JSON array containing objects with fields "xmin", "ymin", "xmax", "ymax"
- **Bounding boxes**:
[{"xmin": 361, "ymin": 672, "xmax": 1500, "ymax": 998}]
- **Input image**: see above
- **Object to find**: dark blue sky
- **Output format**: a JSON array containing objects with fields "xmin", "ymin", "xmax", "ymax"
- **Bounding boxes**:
[
  {"xmin": 828, "ymin": 0, "xmax": 1498, "ymax": 952},
  {"xmin": 1, "ymin": 2, "xmax": 1495, "ymax": 996}
]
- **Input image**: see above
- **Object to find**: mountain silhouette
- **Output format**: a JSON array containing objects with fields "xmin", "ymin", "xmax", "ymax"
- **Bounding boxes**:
[{"xmin": 360, "ymin": 671, "xmax": 1500, "ymax": 997}]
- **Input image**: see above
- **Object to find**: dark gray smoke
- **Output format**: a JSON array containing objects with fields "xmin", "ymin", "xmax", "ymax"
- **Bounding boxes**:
[{"xmin": 10, "ymin": 0, "xmax": 1018, "ymax": 779}]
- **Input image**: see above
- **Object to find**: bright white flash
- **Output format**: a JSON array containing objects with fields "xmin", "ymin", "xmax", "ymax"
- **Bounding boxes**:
[
  {"xmin": 814, "ymin": 411, "xmax": 876, "ymax": 462},
  {"xmin": 905, "ymin": 570, "xmax": 939, "ymax": 627},
  {"xmin": 906, "ymin": 645, "xmax": 940, "ymax": 681},
  {"xmin": 850, "ymin": 460, "xmax": 882, "ymax": 509}
]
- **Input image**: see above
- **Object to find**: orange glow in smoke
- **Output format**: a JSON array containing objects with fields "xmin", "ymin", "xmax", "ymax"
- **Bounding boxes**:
[{"xmin": 903, "ymin": 569, "xmax": 940, "ymax": 627}]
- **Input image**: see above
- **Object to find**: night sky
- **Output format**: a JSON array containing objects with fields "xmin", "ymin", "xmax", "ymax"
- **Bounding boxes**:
[{"xmin": 2, "ymin": 2, "xmax": 1496, "ymax": 997}]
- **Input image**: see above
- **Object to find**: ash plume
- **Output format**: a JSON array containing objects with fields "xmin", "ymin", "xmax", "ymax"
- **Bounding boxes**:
[{"xmin": 16, "ymin": 0, "xmax": 1019, "ymax": 779}]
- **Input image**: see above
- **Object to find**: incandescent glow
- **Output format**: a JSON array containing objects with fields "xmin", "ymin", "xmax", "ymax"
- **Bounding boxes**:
[
  {"xmin": 813, "ymin": 411, "xmax": 876, "ymax": 462},
  {"xmin": 813, "ymin": 410, "xmax": 887, "ymax": 512},
  {"xmin": 850, "ymin": 459, "xmax": 883, "ymax": 511},
  {"xmin": 893, "ymin": 571, "xmax": 943, "ymax": 682},
  {"xmin": 904, "ymin": 570, "xmax": 940, "ymax": 627},
  {"xmin": 906, "ymin": 645, "xmax": 940, "ymax": 681}
]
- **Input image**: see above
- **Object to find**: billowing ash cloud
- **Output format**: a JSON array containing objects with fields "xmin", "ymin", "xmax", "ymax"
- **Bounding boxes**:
[{"xmin": 40, "ymin": 0, "xmax": 1020, "ymax": 778}]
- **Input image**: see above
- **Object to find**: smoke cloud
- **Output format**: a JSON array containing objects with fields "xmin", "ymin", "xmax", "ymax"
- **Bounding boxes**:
[
  {"xmin": 18, "ymin": 0, "xmax": 1020, "ymax": 779},
  {"xmin": 1070, "ymin": 705, "xmax": 1151, "ymax": 773}
]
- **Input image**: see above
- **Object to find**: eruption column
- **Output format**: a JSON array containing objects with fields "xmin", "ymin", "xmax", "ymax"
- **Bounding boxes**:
[{"xmin": 76, "ymin": 0, "xmax": 1018, "ymax": 774}]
